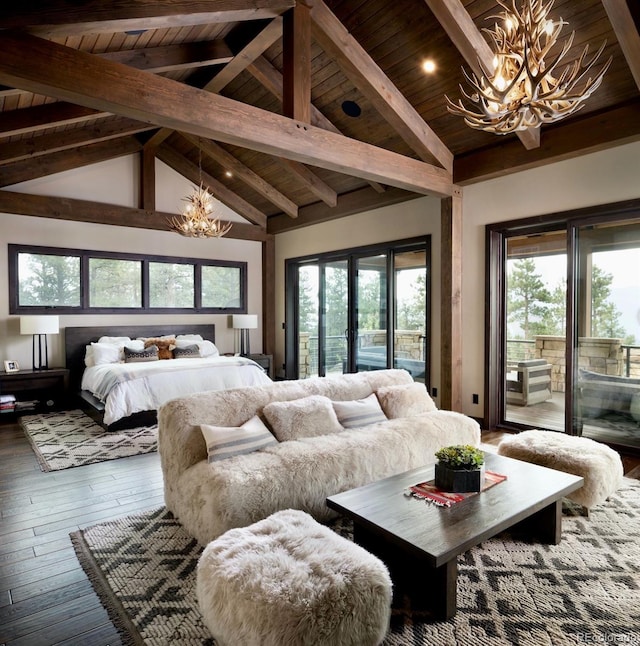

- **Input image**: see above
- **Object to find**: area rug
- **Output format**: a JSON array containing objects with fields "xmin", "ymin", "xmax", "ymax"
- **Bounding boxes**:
[
  {"xmin": 21, "ymin": 409, "xmax": 157, "ymax": 472},
  {"xmin": 71, "ymin": 479, "xmax": 640, "ymax": 646}
]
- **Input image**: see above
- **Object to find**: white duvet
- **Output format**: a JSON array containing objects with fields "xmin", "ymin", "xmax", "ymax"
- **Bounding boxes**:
[{"xmin": 81, "ymin": 356, "xmax": 272, "ymax": 425}]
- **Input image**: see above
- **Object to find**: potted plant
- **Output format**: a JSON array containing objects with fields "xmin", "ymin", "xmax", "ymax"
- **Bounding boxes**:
[{"xmin": 434, "ymin": 445, "xmax": 485, "ymax": 493}]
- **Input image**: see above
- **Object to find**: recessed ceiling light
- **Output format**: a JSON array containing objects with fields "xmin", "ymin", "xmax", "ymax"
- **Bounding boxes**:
[
  {"xmin": 225, "ymin": 170, "xmax": 233, "ymax": 178},
  {"xmin": 422, "ymin": 59, "xmax": 436, "ymax": 74},
  {"xmin": 341, "ymin": 100, "xmax": 361, "ymax": 118}
]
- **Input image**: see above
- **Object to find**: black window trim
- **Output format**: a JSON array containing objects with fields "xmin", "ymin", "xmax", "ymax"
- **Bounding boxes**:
[{"xmin": 9, "ymin": 243, "xmax": 247, "ymax": 315}]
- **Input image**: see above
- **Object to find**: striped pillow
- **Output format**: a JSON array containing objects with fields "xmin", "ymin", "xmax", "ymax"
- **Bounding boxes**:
[
  {"xmin": 201, "ymin": 416, "xmax": 278, "ymax": 463},
  {"xmin": 332, "ymin": 393, "xmax": 387, "ymax": 429}
]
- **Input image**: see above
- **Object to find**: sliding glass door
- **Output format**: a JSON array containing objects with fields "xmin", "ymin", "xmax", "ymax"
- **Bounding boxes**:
[
  {"xmin": 487, "ymin": 201, "xmax": 640, "ymax": 452},
  {"xmin": 286, "ymin": 238, "xmax": 430, "ymax": 384}
]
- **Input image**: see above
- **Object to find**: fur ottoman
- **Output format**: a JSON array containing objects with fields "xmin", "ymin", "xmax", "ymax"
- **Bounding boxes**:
[
  {"xmin": 497, "ymin": 430, "xmax": 623, "ymax": 513},
  {"xmin": 196, "ymin": 509, "xmax": 392, "ymax": 646}
]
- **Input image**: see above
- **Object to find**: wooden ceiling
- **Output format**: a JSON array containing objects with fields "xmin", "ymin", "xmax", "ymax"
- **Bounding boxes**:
[{"xmin": 0, "ymin": 0, "xmax": 639, "ymax": 240}]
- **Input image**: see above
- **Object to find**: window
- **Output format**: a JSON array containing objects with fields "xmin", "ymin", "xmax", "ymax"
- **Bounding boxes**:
[
  {"xmin": 9, "ymin": 244, "xmax": 247, "ymax": 315},
  {"xmin": 285, "ymin": 237, "xmax": 430, "ymax": 384}
]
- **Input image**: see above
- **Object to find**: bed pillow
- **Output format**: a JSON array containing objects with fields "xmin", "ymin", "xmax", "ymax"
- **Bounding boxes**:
[
  {"xmin": 90, "ymin": 342, "xmax": 122, "ymax": 365},
  {"xmin": 262, "ymin": 395, "xmax": 343, "ymax": 441},
  {"xmin": 332, "ymin": 393, "xmax": 388, "ymax": 429},
  {"xmin": 144, "ymin": 337, "xmax": 175, "ymax": 360},
  {"xmin": 376, "ymin": 382, "xmax": 437, "ymax": 418},
  {"xmin": 173, "ymin": 344, "xmax": 200, "ymax": 359},
  {"xmin": 98, "ymin": 336, "xmax": 131, "ymax": 345},
  {"xmin": 201, "ymin": 415, "xmax": 278, "ymax": 462},
  {"xmin": 175, "ymin": 338, "xmax": 219, "ymax": 358},
  {"xmin": 124, "ymin": 344, "xmax": 159, "ymax": 363},
  {"xmin": 176, "ymin": 334, "xmax": 204, "ymax": 342}
]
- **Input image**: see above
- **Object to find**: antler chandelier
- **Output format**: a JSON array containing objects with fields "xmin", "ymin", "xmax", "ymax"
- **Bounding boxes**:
[
  {"xmin": 446, "ymin": 0, "xmax": 612, "ymax": 134},
  {"xmin": 167, "ymin": 143, "xmax": 232, "ymax": 239}
]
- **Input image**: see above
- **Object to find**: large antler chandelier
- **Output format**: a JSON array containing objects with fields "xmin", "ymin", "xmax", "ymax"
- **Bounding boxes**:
[
  {"xmin": 446, "ymin": 0, "xmax": 612, "ymax": 134},
  {"xmin": 167, "ymin": 143, "xmax": 232, "ymax": 239}
]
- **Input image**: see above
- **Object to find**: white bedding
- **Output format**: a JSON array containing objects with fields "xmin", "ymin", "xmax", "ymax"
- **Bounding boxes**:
[{"xmin": 81, "ymin": 356, "xmax": 272, "ymax": 425}]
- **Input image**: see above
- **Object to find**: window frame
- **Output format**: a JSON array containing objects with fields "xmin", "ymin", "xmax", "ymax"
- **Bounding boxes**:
[{"xmin": 9, "ymin": 244, "xmax": 247, "ymax": 315}]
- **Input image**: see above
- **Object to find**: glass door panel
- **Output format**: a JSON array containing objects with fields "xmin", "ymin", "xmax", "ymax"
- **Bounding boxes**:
[
  {"xmin": 394, "ymin": 250, "xmax": 427, "ymax": 382},
  {"xmin": 297, "ymin": 264, "xmax": 319, "ymax": 378},
  {"xmin": 322, "ymin": 260, "xmax": 349, "ymax": 376},
  {"xmin": 504, "ymin": 231, "xmax": 567, "ymax": 429},
  {"xmin": 355, "ymin": 255, "xmax": 387, "ymax": 373},
  {"xmin": 574, "ymin": 218, "xmax": 640, "ymax": 449}
]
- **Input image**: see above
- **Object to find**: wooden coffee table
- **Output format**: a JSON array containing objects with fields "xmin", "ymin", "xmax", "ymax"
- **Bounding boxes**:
[{"xmin": 326, "ymin": 452, "xmax": 583, "ymax": 620}]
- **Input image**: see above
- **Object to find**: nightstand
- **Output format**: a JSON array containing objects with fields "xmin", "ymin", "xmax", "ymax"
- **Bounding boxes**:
[
  {"xmin": 244, "ymin": 354, "xmax": 273, "ymax": 379},
  {"xmin": 0, "ymin": 368, "xmax": 70, "ymax": 418}
]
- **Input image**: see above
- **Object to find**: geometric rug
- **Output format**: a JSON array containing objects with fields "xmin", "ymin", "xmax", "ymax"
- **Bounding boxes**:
[
  {"xmin": 70, "ymin": 478, "xmax": 640, "ymax": 646},
  {"xmin": 21, "ymin": 409, "xmax": 157, "ymax": 472}
]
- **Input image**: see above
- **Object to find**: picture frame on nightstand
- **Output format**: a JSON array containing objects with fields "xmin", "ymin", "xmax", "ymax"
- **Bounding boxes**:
[{"xmin": 4, "ymin": 360, "xmax": 20, "ymax": 373}]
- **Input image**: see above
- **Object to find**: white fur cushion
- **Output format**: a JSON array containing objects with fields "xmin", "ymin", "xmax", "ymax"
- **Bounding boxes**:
[
  {"xmin": 196, "ymin": 509, "xmax": 392, "ymax": 646},
  {"xmin": 332, "ymin": 393, "xmax": 387, "ymax": 428},
  {"xmin": 201, "ymin": 416, "xmax": 278, "ymax": 462},
  {"xmin": 263, "ymin": 395, "xmax": 342, "ymax": 441},
  {"xmin": 376, "ymin": 382, "xmax": 437, "ymax": 418}
]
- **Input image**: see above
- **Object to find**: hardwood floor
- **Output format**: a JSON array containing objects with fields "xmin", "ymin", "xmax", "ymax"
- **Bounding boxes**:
[{"xmin": 1, "ymin": 421, "xmax": 639, "ymax": 645}]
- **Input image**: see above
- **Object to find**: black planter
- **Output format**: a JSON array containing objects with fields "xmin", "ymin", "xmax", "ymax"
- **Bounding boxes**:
[{"xmin": 434, "ymin": 463, "xmax": 484, "ymax": 493}]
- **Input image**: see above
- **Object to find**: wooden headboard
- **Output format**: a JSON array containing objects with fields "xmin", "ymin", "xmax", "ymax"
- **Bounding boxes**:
[{"xmin": 64, "ymin": 324, "xmax": 216, "ymax": 392}]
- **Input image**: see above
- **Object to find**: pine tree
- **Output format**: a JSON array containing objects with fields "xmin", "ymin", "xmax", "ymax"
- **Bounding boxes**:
[
  {"xmin": 506, "ymin": 258, "xmax": 551, "ymax": 339},
  {"xmin": 591, "ymin": 265, "xmax": 626, "ymax": 338}
]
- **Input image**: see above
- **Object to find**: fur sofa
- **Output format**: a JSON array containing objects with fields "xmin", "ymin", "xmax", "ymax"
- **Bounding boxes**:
[{"xmin": 158, "ymin": 369, "xmax": 481, "ymax": 545}]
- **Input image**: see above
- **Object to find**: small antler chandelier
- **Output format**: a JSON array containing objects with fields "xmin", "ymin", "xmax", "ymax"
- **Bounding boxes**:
[
  {"xmin": 446, "ymin": 0, "xmax": 612, "ymax": 134},
  {"xmin": 167, "ymin": 143, "xmax": 232, "ymax": 239}
]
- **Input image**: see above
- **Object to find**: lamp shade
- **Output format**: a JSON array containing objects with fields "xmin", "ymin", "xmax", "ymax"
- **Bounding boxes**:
[
  {"xmin": 20, "ymin": 315, "xmax": 60, "ymax": 335},
  {"xmin": 232, "ymin": 314, "xmax": 258, "ymax": 330}
]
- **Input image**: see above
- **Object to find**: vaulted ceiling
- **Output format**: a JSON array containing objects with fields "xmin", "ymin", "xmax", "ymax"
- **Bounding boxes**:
[{"xmin": 1, "ymin": 0, "xmax": 639, "ymax": 241}]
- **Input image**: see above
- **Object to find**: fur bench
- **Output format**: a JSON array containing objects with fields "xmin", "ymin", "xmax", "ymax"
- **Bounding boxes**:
[
  {"xmin": 196, "ymin": 509, "xmax": 392, "ymax": 646},
  {"xmin": 497, "ymin": 430, "xmax": 623, "ymax": 513}
]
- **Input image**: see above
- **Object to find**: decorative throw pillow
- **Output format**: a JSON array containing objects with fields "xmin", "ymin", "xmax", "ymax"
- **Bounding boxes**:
[
  {"xmin": 173, "ymin": 344, "xmax": 200, "ymax": 359},
  {"xmin": 376, "ymin": 382, "xmax": 437, "ymax": 418},
  {"xmin": 262, "ymin": 395, "xmax": 343, "ymax": 441},
  {"xmin": 332, "ymin": 393, "xmax": 387, "ymax": 429},
  {"xmin": 144, "ymin": 337, "xmax": 175, "ymax": 360},
  {"xmin": 176, "ymin": 334, "xmax": 204, "ymax": 342},
  {"xmin": 124, "ymin": 344, "xmax": 159, "ymax": 363},
  {"xmin": 90, "ymin": 342, "xmax": 121, "ymax": 365},
  {"xmin": 200, "ymin": 415, "xmax": 278, "ymax": 463}
]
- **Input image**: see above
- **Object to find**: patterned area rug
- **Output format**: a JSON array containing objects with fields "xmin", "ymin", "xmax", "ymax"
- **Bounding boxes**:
[
  {"xmin": 21, "ymin": 409, "xmax": 157, "ymax": 471},
  {"xmin": 71, "ymin": 479, "xmax": 640, "ymax": 646}
]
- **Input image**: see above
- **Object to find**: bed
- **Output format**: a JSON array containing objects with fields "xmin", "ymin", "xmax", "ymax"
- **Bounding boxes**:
[{"xmin": 65, "ymin": 325, "xmax": 272, "ymax": 430}]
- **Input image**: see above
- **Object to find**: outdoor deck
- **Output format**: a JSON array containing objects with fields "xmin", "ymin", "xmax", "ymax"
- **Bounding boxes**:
[{"xmin": 506, "ymin": 391, "xmax": 640, "ymax": 450}]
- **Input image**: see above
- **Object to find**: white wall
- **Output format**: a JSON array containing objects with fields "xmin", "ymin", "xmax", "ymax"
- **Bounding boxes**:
[
  {"xmin": 274, "ymin": 196, "xmax": 442, "ymax": 390},
  {"xmin": 0, "ymin": 156, "xmax": 263, "ymax": 370}
]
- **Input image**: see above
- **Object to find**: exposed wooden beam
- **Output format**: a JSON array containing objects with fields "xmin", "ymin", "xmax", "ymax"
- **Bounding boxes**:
[
  {"xmin": 183, "ymin": 134, "xmax": 298, "ymax": 218},
  {"xmin": 454, "ymin": 101, "xmax": 640, "ymax": 185},
  {"xmin": 0, "ymin": 31, "xmax": 452, "ymax": 197},
  {"xmin": 141, "ymin": 146, "xmax": 156, "ymax": 211},
  {"xmin": 157, "ymin": 144, "xmax": 268, "ymax": 227},
  {"xmin": 101, "ymin": 39, "xmax": 234, "ymax": 73},
  {"xmin": 248, "ymin": 55, "xmax": 386, "ymax": 193},
  {"xmin": 0, "ymin": 137, "xmax": 141, "ymax": 188},
  {"xmin": 307, "ymin": 0, "xmax": 453, "ymax": 172},
  {"xmin": 267, "ymin": 185, "xmax": 416, "ymax": 234},
  {"xmin": 602, "ymin": 0, "xmax": 640, "ymax": 90},
  {"xmin": 262, "ymin": 234, "xmax": 276, "ymax": 358},
  {"xmin": 0, "ymin": 189, "xmax": 264, "ymax": 241},
  {"xmin": 0, "ymin": 102, "xmax": 109, "ymax": 138},
  {"xmin": 145, "ymin": 17, "xmax": 283, "ymax": 150},
  {"xmin": 0, "ymin": 117, "xmax": 154, "ymax": 165},
  {"xmin": 274, "ymin": 157, "xmax": 337, "ymax": 207},
  {"xmin": 440, "ymin": 187, "xmax": 463, "ymax": 413},
  {"xmin": 1, "ymin": 1, "xmax": 294, "ymax": 36},
  {"xmin": 283, "ymin": 5, "xmax": 311, "ymax": 123},
  {"xmin": 424, "ymin": 0, "xmax": 540, "ymax": 150}
]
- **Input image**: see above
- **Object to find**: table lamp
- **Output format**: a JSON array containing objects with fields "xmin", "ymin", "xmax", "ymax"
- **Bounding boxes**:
[
  {"xmin": 20, "ymin": 315, "xmax": 60, "ymax": 370},
  {"xmin": 232, "ymin": 314, "xmax": 258, "ymax": 356}
]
